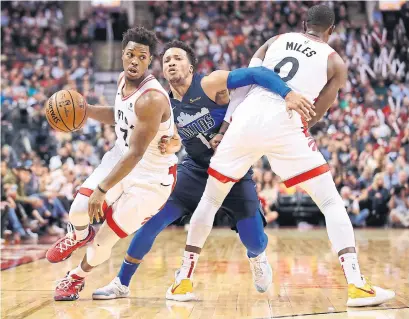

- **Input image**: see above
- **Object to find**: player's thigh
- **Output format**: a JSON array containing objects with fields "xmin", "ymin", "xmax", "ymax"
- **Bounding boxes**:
[
  {"xmin": 80, "ymin": 146, "xmax": 121, "ymax": 191},
  {"xmin": 107, "ymin": 182, "xmax": 172, "ymax": 238},
  {"xmin": 210, "ymin": 122, "xmax": 263, "ymax": 181},
  {"xmin": 265, "ymin": 130, "xmax": 329, "ymax": 188},
  {"xmin": 170, "ymin": 164, "xmax": 208, "ymax": 213}
]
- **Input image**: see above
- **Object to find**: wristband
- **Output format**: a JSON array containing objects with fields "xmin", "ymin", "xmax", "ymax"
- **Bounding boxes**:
[{"xmin": 97, "ymin": 185, "xmax": 107, "ymax": 194}]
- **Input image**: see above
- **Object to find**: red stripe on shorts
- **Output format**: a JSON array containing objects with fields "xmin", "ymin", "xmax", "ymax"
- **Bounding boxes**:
[
  {"xmin": 105, "ymin": 206, "xmax": 128, "ymax": 238},
  {"xmin": 208, "ymin": 167, "xmax": 239, "ymax": 183},
  {"xmin": 283, "ymin": 163, "xmax": 330, "ymax": 188},
  {"xmin": 78, "ymin": 187, "xmax": 127, "ymax": 238}
]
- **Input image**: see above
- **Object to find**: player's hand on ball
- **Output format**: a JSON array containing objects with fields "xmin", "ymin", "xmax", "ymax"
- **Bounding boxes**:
[
  {"xmin": 210, "ymin": 133, "xmax": 224, "ymax": 150},
  {"xmin": 88, "ymin": 188, "xmax": 105, "ymax": 223},
  {"xmin": 284, "ymin": 91, "xmax": 316, "ymax": 121}
]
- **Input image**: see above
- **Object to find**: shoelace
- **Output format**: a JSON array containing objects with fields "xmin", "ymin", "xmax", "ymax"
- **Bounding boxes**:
[
  {"xmin": 56, "ymin": 276, "xmax": 80, "ymax": 291},
  {"xmin": 251, "ymin": 257, "xmax": 265, "ymax": 279},
  {"xmin": 55, "ymin": 224, "xmax": 79, "ymax": 253}
]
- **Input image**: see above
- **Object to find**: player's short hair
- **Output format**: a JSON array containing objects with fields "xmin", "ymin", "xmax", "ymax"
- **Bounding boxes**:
[
  {"xmin": 161, "ymin": 40, "xmax": 197, "ymax": 71},
  {"xmin": 122, "ymin": 26, "xmax": 158, "ymax": 54},
  {"xmin": 306, "ymin": 4, "xmax": 335, "ymax": 31}
]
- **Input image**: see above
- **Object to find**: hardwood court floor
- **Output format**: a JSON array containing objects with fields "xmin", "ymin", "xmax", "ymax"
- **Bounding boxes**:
[{"xmin": 1, "ymin": 228, "xmax": 408, "ymax": 319}]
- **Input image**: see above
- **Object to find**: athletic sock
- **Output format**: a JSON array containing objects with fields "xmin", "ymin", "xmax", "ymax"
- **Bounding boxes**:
[
  {"xmin": 339, "ymin": 252, "xmax": 364, "ymax": 287},
  {"xmin": 177, "ymin": 251, "xmax": 200, "ymax": 280},
  {"xmin": 118, "ymin": 259, "xmax": 140, "ymax": 286}
]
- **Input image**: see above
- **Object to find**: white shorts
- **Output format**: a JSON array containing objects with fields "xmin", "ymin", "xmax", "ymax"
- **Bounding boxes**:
[
  {"xmin": 209, "ymin": 94, "xmax": 329, "ymax": 187},
  {"xmin": 79, "ymin": 144, "xmax": 177, "ymax": 238}
]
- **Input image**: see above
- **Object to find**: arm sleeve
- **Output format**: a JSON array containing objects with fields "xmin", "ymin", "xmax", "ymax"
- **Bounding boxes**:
[
  {"xmin": 223, "ymin": 58, "xmax": 262, "ymax": 123},
  {"xmin": 227, "ymin": 66, "xmax": 291, "ymax": 98}
]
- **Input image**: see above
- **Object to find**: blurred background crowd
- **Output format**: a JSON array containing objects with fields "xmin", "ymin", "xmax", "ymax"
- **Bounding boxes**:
[{"xmin": 1, "ymin": 1, "xmax": 408, "ymax": 244}]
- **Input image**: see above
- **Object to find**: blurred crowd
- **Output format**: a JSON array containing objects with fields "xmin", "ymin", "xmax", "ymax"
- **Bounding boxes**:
[
  {"xmin": 1, "ymin": 1, "xmax": 409, "ymax": 244},
  {"xmin": 1, "ymin": 1, "xmax": 117, "ymax": 243}
]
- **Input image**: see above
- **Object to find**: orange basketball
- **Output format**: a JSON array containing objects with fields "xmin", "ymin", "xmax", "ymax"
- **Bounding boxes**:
[{"xmin": 45, "ymin": 90, "xmax": 87, "ymax": 133}]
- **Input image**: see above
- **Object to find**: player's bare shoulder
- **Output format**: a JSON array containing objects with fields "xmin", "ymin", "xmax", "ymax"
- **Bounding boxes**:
[
  {"xmin": 134, "ymin": 87, "xmax": 170, "ymax": 120},
  {"xmin": 327, "ymin": 52, "xmax": 347, "ymax": 87}
]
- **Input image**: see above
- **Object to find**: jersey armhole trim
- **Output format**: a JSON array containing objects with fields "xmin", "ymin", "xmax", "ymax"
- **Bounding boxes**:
[
  {"xmin": 135, "ymin": 88, "xmax": 172, "ymax": 130},
  {"xmin": 328, "ymin": 51, "xmax": 337, "ymax": 58}
]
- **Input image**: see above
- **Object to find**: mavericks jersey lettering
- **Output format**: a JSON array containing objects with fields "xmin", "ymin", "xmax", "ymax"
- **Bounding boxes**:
[
  {"xmin": 170, "ymin": 73, "xmax": 227, "ymax": 167},
  {"xmin": 114, "ymin": 74, "xmax": 177, "ymax": 172}
]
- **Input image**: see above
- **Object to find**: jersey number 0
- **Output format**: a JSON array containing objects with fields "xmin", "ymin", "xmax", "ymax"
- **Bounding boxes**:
[{"xmin": 274, "ymin": 57, "xmax": 299, "ymax": 82}]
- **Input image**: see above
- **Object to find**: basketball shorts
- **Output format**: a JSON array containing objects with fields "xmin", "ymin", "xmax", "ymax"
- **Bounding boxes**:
[
  {"xmin": 209, "ymin": 93, "xmax": 329, "ymax": 187},
  {"xmin": 169, "ymin": 157, "xmax": 265, "ymax": 227},
  {"xmin": 80, "ymin": 144, "xmax": 177, "ymax": 238}
]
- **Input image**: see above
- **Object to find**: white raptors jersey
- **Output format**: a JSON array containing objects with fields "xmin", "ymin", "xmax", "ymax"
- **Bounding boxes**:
[
  {"xmin": 114, "ymin": 74, "xmax": 177, "ymax": 173},
  {"xmin": 249, "ymin": 32, "xmax": 335, "ymax": 102}
]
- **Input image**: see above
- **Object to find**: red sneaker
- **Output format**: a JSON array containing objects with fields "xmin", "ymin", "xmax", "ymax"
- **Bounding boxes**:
[
  {"xmin": 46, "ymin": 224, "xmax": 95, "ymax": 263},
  {"xmin": 54, "ymin": 273, "xmax": 85, "ymax": 301}
]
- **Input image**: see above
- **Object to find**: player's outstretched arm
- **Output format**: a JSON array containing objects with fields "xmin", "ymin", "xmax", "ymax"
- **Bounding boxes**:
[
  {"xmin": 202, "ymin": 67, "xmax": 316, "ymax": 121},
  {"xmin": 88, "ymin": 91, "xmax": 168, "ymax": 222},
  {"xmin": 86, "ymin": 104, "xmax": 115, "ymax": 125},
  {"xmin": 308, "ymin": 53, "xmax": 347, "ymax": 128}
]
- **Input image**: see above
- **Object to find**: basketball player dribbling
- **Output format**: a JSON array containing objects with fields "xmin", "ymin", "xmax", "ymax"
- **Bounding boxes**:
[
  {"xmin": 93, "ymin": 41, "xmax": 315, "ymax": 300},
  {"xmin": 46, "ymin": 27, "xmax": 180, "ymax": 301},
  {"xmin": 168, "ymin": 5, "xmax": 396, "ymax": 307}
]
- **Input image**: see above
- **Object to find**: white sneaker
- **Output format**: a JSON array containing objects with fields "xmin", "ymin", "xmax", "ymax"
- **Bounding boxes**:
[
  {"xmin": 92, "ymin": 277, "xmax": 130, "ymax": 300},
  {"xmin": 248, "ymin": 251, "xmax": 273, "ymax": 293}
]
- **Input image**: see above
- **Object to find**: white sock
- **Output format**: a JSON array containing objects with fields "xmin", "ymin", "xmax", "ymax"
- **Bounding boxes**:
[
  {"xmin": 69, "ymin": 263, "xmax": 90, "ymax": 278},
  {"xmin": 339, "ymin": 253, "xmax": 364, "ymax": 287},
  {"xmin": 74, "ymin": 226, "xmax": 89, "ymax": 241},
  {"xmin": 177, "ymin": 251, "xmax": 200, "ymax": 280}
]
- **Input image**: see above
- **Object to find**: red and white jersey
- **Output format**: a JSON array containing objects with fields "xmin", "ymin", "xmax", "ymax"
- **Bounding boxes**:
[
  {"xmin": 248, "ymin": 32, "xmax": 336, "ymax": 102},
  {"xmin": 114, "ymin": 74, "xmax": 177, "ymax": 173}
]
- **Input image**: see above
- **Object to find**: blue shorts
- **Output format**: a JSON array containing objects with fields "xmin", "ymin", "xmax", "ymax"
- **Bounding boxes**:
[{"xmin": 169, "ymin": 157, "xmax": 265, "ymax": 228}]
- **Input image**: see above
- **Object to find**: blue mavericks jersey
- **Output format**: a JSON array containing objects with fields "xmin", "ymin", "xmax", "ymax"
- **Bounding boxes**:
[{"xmin": 170, "ymin": 73, "xmax": 228, "ymax": 167}]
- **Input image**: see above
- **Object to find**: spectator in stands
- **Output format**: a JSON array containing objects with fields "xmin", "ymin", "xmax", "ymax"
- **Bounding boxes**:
[
  {"xmin": 389, "ymin": 184, "xmax": 409, "ymax": 227},
  {"xmin": 366, "ymin": 173, "xmax": 391, "ymax": 226},
  {"xmin": 341, "ymin": 186, "xmax": 369, "ymax": 227}
]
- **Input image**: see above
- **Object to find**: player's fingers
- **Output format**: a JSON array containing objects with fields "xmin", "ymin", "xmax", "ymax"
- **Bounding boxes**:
[
  {"xmin": 302, "ymin": 97, "xmax": 315, "ymax": 109},
  {"xmin": 293, "ymin": 103, "xmax": 310, "ymax": 120},
  {"xmin": 99, "ymin": 204, "xmax": 105, "ymax": 218},
  {"xmin": 301, "ymin": 98, "xmax": 316, "ymax": 115}
]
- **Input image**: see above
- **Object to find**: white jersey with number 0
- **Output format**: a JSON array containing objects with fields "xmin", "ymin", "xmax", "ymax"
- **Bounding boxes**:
[{"xmin": 248, "ymin": 32, "xmax": 335, "ymax": 102}]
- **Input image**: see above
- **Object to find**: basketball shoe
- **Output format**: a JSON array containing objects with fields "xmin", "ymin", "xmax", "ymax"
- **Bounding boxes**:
[
  {"xmin": 166, "ymin": 270, "xmax": 196, "ymax": 302},
  {"xmin": 54, "ymin": 272, "xmax": 85, "ymax": 301},
  {"xmin": 92, "ymin": 277, "xmax": 130, "ymax": 300},
  {"xmin": 46, "ymin": 224, "xmax": 95, "ymax": 263},
  {"xmin": 347, "ymin": 277, "xmax": 395, "ymax": 307},
  {"xmin": 248, "ymin": 251, "xmax": 273, "ymax": 293}
]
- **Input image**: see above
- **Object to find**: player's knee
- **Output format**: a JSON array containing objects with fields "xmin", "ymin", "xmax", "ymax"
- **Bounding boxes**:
[
  {"xmin": 69, "ymin": 194, "xmax": 89, "ymax": 226},
  {"xmin": 240, "ymin": 231, "xmax": 268, "ymax": 256},
  {"xmin": 203, "ymin": 176, "xmax": 234, "ymax": 206},
  {"xmin": 86, "ymin": 224, "xmax": 120, "ymax": 267}
]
